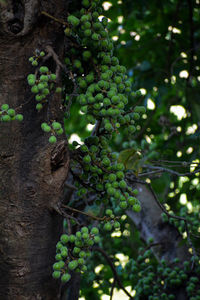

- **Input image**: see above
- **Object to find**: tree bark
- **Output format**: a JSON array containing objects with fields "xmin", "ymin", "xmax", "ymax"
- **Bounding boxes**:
[{"xmin": 0, "ymin": 1, "xmax": 70, "ymax": 299}]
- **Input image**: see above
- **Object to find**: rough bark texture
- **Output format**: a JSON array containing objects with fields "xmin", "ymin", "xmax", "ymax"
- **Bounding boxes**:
[{"xmin": 0, "ymin": 1, "xmax": 70, "ymax": 299}]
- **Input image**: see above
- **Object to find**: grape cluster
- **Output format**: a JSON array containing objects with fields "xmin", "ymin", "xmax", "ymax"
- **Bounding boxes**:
[
  {"xmin": 0, "ymin": 104, "xmax": 23, "ymax": 122},
  {"xmin": 52, "ymin": 226, "xmax": 100, "ymax": 282},
  {"xmin": 41, "ymin": 121, "xmax": 64, "ymax": 144},
  {"xmin": 27, "ymin": 63, "xmax": 59, "ymax": 111}
]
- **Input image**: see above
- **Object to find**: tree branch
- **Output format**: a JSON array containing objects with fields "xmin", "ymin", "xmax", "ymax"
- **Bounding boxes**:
[{"xmin": 93, "ymin": 247, "xmax": 134, "ymax": 299}]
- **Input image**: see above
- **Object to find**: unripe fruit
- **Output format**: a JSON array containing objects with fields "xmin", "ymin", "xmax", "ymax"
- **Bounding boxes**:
[
  {"xmin": 60, "ymin": 234, "xmax": 69, "ymax": 244},
  {"xmin": 7, "ymin": 109, "xmax": 15, "ymax": 117},
  {"xmin": 52, "ymin": 122, "xmax": 62, "ymax": 130},
  {"xmin": 67, "ymin": 15, "xmax": 80, "ymax": 27},
  {"xmin": 49, "ymin": 136, "xmax": 57, "ymax": 144},
  {"xmin": 2, "ymin": 115, "xmax": 11, "ymax": 122},
  {"xmin": 68, "ymin": 260, "xmax": 78, "ymax": 270},
  {"xmin": 40, "ymin": 66, "xmax": 49, "ymax": 73},
  {"xmin": 104, "ymin": 222, "xmax": 112, "ymax": 231},
  {"xmin": 61, "ymin": 273, "xmax": 71, "ymax": 283},
  {"xmin": 52, "ymin": 271, "xmax": 61, "ymax": 279},
  {"xmin": 1, "ymin": 104, "xmax": 9, "ymax": 111},
  {"xmin": 91, "ymin": 227, "xmax": 99, "ymax": 235}
]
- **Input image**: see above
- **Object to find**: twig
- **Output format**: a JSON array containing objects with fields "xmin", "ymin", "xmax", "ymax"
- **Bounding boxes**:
[
  {"xmin": 41, "ymin": 11, "xmax": 68, "ymax": 26},
  {"xmin": 53, "ymin": 204, "xmax": 81, "ymax": 225},
  {"xmin": 110, "ymin": 279, "xmax": 116, "ymax": 300},
  {"xmin": 92, "ymin": 120, "xmax": 101, "ymax": 136},
  {"xmin": 142, "ymin": 164, "xmax": 200, "ymax": 177},
  {"xmin": 65, "ymin": 182, "xmax": 77, "ymax": 191},
  {"xmin": 62, "ymin": 204, "xmax": 108, "ymax": 221},
  {"xmin": 93, "ymin": 247, "xmax": 134, "ymax": 299}
]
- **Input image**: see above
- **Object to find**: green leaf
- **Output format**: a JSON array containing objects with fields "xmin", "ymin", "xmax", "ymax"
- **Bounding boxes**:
[{"xmin": 118, "ymin": 148, "xmax": 142, "ymax": 172}]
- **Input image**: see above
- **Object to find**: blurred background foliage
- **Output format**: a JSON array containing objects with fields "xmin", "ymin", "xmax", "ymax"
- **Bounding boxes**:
[{"xmin": 64, "ymin": 1, "xmax": 200, "ymax": 298}]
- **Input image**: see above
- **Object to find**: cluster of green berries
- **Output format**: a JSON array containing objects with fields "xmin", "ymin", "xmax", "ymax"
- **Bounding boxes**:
[
  {"xmin": 28, "ymin": 50, "xmax": 45, "ymax": 66},
  {"xmin": 41, "ymin": 121, "xmax": 64, "ymax": 144},
  {"xmin": 0, "ymin": 104, "xmax": 23, "ymax": 122},
  {"xmin": 124, "ymin": 247, "xmax": 200, "ymax": 300},
  {"xmin": 52, "ymin": 226, "xmax": 100, "ymax": 282},
  {"xmin": 162, "ymin": 206, "xmax": 200, "ymax": 237},
  {"xmin": 76, "ymin": 136, "xmax": 141, "ymax": 214},
  {"xmin": 63, "ymin": 1, "xmax": 143, "ymax": 221},
  {"xmin": 27, "ymin": 65, "xmax": 58, "ymax": 111}
]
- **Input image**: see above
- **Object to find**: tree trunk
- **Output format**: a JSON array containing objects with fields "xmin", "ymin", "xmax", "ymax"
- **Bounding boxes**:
[{"xmin": 0, "ymin": 1, "xmax": 70, "ymax": 299}]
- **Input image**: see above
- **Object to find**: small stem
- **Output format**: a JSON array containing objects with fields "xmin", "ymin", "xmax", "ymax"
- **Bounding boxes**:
[
  {"xmin": 93, "ymin": 247, "xmax": 134, "ymax": 299},
  {"xmin": 62, "ymin": 204, "xmax": 107, "ymax": 221},
  {"xmin": 41, "ymin": 11, "xmax": 68, "ymax": 26}
]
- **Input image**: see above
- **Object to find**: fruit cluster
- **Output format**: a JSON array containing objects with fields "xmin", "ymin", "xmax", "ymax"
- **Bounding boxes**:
[
  {"xmin": 0, "ymin": 104, "xmax": 23, "ymax": 122},
  {"xmin": 124, "ymin": 247, "xmax": 200, "ymax": 300},
  {"xmin": 41, "ymin": 121, "xmax": 64, "ymax": 144},
  {"xmin": 27, "ymin": 65, "xmax": 58, "ymax": 111},
  {"xmin": 52, "ymin": 226, "xmax": 100, "ymax": 283}
]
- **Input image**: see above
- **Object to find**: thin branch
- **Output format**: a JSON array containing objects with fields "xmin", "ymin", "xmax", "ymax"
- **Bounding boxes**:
[
  {"xmin": 53, "ymin": 205, "xmax": 81, "ymax": 226},
  {"xmin": 62, "ymin": 204, "xmax": 108, "ymax": 221},
  {"xmin": 142, "ymin": 164, "xmax": 200, "ymax": 177},
  {"xmin": 65, "ymin": 182, "xmax": 77, "ymax": 191},
  {"xmin": 41, "ymin": 11, "xmax": 68, "ymax": 26},
  {"xmin": 110, "ymin": 279, "xmax": 116, "ymax": 300},
  {"xmin": 92, "ymin": 120, "xmax": 101, "ymax": 136},
  {"xmin": 93, "ymin": 247, "xmax": 134, "ymax": 299}
]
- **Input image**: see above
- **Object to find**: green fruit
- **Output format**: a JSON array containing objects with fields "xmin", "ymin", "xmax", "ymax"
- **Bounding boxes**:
[
  {"xmin": 40, "ymin": 66, "xmax": 49, "ymax": 73},
  {"xmin": 69, "ymin": 235, "xmax": 76, "ymax": 243},
  {"xmin": 132, "ymin": 204, "xmax": 141, "ymax": 212},
  {"xmin": 31, "ymin": 85, "xmax": 39, "ymax": 94},
  {"xmin": 68, "ymin": 15, "xmax": 80, "ymax": 27},
  {"xmin": 104, "ymin": 222, "xmax": 112, "ymax": 231},
  {"xmin": 36, "ymin": 103, "xmax": 43, "ymax": 111},
  {"xmin": 50, "ymin": 74, "xmax": 57, "ymax": 81},
  {"xmin": 55, "ymin": 254, "xmax": 62, "ymax": 261},
  {"xmin": 49, "ymin": 136, "xmax": 57, "ymax": 144},
  {"xmin": 83, "ymin": 155, "xmax": 91, "ymax": 164},
  {"xmin": 40, "ymin": 51, "xmax": 45, "ymax": 57},
  {"xmin": 52, "ymin": 271, "xmax": 61, "ymax": 279},
  {"xmin": 78, "ymin": 258, "xmax": 85, "ymax": 265},
  {"xmin": 91, "ymin": 227, "xmax": 99, "ymax": 235},
  {"xmin": 52, "ymin": 122, "xmax": 62, "ymax": 130},
  {"xmin": 79, "ymin": 251, "xmax": 86, "ymax": 258},
  {"xmin": 119, "ymin": 201, "xmax": 128, "ymax": 209},
  {"xmin": 2, "ymin": 115, "xmax": 11, "ymax": 122},
  {"xmin": 32, "ymin": 60, "xmax": 38, "ymax": 66},
  {"xmin": 94, "ymin": 236, "xmax": 100, "ymax": 243},
  {"xmin": 68, "ymin": 260, "xmax": 78, "ymax": 270},
  {"xmin": 83, "ymin": 50, "xmax": 91, "ymax": 60},
  {"xmin": 7, "ymin": 109, "xmax": 15, "ymax": 117},
  {"xmin": 61, "ymin": 273, "xmax": 71, "ymax": 283},
  {"xmin": 53, "ymin": 262, "xmax": 61, "ymax": 270},
  {"xmin": 1, "ymin": 104, "xmax": 9, "ymax": 111},
  {"xmin": 42, "ymin": 124, "xmax": 51, "ymax": 133},
  {"xmin": 57, "ymin": 128, "xmax": 64, "ymax": 135},
  {"xmin": 60, "ymin": 234, "xmax": 69, "ymax": 244}
]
